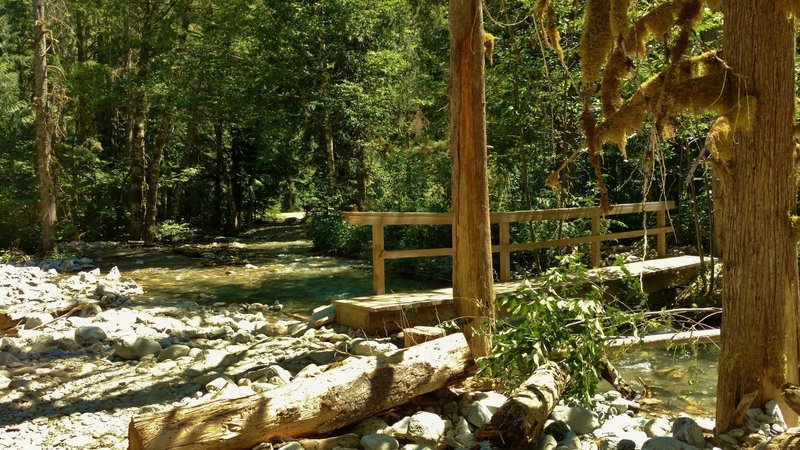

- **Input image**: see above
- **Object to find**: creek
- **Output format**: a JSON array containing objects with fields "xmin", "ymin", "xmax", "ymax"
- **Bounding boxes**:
[{"xmin": 91, "ymin": 220, "xmax": 718, "ymax": 418}]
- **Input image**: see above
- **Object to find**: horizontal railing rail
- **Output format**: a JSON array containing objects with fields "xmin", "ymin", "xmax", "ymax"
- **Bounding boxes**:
[{"xmin": 344, "ymin": 201, "xmax": 675, "ymax": 294}]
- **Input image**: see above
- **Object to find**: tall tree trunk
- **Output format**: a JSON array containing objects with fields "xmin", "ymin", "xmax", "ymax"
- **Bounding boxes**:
[
  {"xmin": 213, "ymin": 121, "xmax": 224, "ymax": 228},
  {"xmin": 321, "ymin": 49, "xmax": 336, "ymax": 186},
  {"xmin": 449, "ymin": 0, "xmax": 495, "ymax": 358},
  {"xmin": 715, "ymin": 2, "xmax": 798, "ymax": 433},
  {"xmin": 142, "ymin": 106, "xmax": 174, "ymax": 244},
  {"xmin": 231, "ymin": 139, "xmax": 243, "ymax": 232},
  {"xmin": 355, "ymin": 146, "xmax": 366, "ymax": 211},
  {"xmin": 128, "ymin": 91, "xmax": 148, "ymax": 241},
  {"xmin": 32, "ymin": 0, "xmax": 57, "ymax": 255}
]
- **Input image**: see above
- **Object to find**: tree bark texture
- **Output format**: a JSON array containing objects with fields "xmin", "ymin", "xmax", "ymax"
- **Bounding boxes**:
[
  {"xmin": 715, "ymin": 2, "xmax": 798, "ymax": 433},
  {"xmin": 128, "ymin": 91, "xmax": 148, "ymax": 241},
  {"xmin": 32, "ymin": 0, "xmax": 57, "ymax": 255},
  {"xmin": 128, "ymin": 333, "xmax": 476, "ymax": 450},
  {"xmin": 489, "ymin": 361, "xmax": 568, "ymax": 448},
  {"xmin": 449, "ymin": 0, "xmax": 495, "ymax": 358},
  {"xmin": 142, "ymin": 105, "xmax": 174, "ymax": 244},
  {"xmin": 213, "ymin": 121, "xmax": 224, "ymax": 228}
]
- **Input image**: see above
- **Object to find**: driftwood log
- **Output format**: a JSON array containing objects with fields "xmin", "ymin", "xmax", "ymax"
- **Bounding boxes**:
[
  {"xmin": 128, "ymin": 333, "xmax": 476, "ymax": 450},
  {"xmin": 489, "ymin": 361, "xmax": 569, "ymax": 449}
]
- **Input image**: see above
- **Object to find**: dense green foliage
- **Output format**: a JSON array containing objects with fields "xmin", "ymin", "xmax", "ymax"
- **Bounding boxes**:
[
  {"xmin": 486, "ymin": 254, "xmax": 652, "ymax": 404},
  {"xmin": 0, "ymin": 0, "xmax": 722, "ymax": 258}
]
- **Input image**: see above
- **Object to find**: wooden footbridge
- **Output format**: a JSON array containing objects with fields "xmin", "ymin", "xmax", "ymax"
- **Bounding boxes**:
[{"xmin": 332, "ymin": 201, "xmax": 705, "ymax": 334}]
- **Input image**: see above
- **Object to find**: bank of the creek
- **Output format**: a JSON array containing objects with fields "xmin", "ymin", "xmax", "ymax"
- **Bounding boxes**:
[{"xmin": 0, "ymin": 221, "xmax": 785, "ymax": 449}]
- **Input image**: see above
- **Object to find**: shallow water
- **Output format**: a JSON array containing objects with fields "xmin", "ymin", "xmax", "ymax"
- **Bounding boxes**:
[
  {"xmin": 610, "ymin": 343, "xmax": 718, "ymax": 416},
  {"xmin": 92, "ymin": 223, "xmax": 445, "ymax": 315},
  {"xmin": 91, "ymin": 222, "xmax": 717, "ymax": 416}
]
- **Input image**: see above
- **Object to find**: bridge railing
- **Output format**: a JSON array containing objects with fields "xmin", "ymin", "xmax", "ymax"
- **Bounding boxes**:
[{"xmin": 344, "ymin": 201, "xmax": 675, "ymax": 294}]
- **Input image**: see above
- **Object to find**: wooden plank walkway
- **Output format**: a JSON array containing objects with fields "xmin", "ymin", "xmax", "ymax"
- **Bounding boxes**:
[{"xmin": 333, "ymin": 255, "xmax": 705, "ymax": 335}]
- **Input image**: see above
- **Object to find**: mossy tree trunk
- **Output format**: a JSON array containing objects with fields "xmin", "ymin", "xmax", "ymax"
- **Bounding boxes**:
[
  {"xmin": 32, "ymin": 0, "xmax": 57, "ymax": 255},
  {"xmin": 715, "ymin": 2, "xmax": 798, "ymax": 433},
  {"xmin": 449, "ymin": 0, "xmax": 495, "ymax": 358}
]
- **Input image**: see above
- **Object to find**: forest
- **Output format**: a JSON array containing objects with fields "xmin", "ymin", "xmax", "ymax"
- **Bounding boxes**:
[
  {"xmin": 3, "ymin": 0, "xmax": 800, "ymax": 449},
  {"xmin": 0, "ymin": 0, "xmax": 721, "ymax": 254}
]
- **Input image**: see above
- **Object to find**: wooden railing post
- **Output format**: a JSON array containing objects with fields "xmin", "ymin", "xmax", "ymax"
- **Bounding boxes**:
[
  {"xmin": 499, "ymin": 222, "xmax": 511, "ymax": 282},
  {"xmin": 591, "ymin": 212, "xmax": 601, "ymax": 267},
  {"xmin": 657, "ymin": 206, "xmax": 667, "ymax": 258},
  {"xmin": 372, "ymin": 224, "xmax": 385, "ymax": 294}
]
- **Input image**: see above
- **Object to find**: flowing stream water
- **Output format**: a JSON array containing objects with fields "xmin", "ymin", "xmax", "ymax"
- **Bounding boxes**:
[{"xmin": 90, "ymin": 220, "xmax": 717, "ymax": 417}]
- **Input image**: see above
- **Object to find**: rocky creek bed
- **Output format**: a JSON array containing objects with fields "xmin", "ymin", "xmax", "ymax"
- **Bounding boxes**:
[{"xmin": 0, "ymin": 259, "xmax": 791, "ymax": 450}]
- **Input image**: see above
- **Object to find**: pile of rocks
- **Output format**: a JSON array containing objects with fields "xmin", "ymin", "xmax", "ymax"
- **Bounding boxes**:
[{"xmin": 0, "ymin": 262, "xmax": 794, "ymax": 450}]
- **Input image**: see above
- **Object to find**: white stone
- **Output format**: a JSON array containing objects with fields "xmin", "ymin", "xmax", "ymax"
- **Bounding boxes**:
[
  {"xmin": 106, "ymin": 266, "xmax": 121, "ymax": 281},
  {"xmin": 463, "ymin": 401, "xmax": 493, "ymax": 428},
  {"xmin": 352, "ymin": 339, "xmax": 398, "ymax": 356},
  {"xmin": 311, "ymin": 304, "xmax": 336, "ymax": 328},
  {"xmin": 644, "ymin": 417, "xmax": 672, "ymax": 437},
  {"xmin": 406, "ymin": 411, "xmax": 445, "ymax": 447}
]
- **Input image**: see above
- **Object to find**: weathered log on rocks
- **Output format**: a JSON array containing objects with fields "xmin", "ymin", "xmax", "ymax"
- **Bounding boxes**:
[
  {"xmin": 128, "ymin": 333, "xmax": 476, "ymax": 450},
  {"xmin": 489, "ymin": 361, "xmax": 569, "ymax": 449}
]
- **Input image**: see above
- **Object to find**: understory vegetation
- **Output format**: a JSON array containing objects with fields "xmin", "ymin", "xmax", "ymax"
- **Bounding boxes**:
[{"xmin": 0, "ymin": 0, "xmax": 724, "ymax": 264}]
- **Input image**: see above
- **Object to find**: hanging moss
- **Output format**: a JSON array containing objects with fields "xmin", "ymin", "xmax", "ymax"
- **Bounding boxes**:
[
  {"xmin": 596, "ymin": 52, "xmax": 729, "ymax": 156},
  {"xmin": 579, "ymin": 0, "xmax": 613, "ymax": 93},
  {"xmin": 610, "ymin": 0, "xmax": 631, "ymax": 39},
  {"xmin": 623, "ymin": 0, "xmax": 683, "ymax": 58},
  {"xmin": 670, "ymin": 0, "xmax": 703, "ymax": 61},
  {"xmin": 705, "ymin": 97, "xmax": 757, "ymax": 181},
  {"xmin": 534, "ymin": 0, "xmax": 566, "ymax": 67},
  {"xmin": 601, "ymin": 48, "xmax": 628, "ymax": 117}
]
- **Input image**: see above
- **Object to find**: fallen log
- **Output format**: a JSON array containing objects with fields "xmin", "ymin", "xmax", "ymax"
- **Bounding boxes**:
[
  {"xmin": 489, "ymin": 361, "xmax": 569, "ymax": 449},
  {"xmin": 605, "ymin": 328, "xmax": 720, "ymax": 351},
  {"xmin": 128, "ymin": 333, "xmax": 476, "ymax": 450}
]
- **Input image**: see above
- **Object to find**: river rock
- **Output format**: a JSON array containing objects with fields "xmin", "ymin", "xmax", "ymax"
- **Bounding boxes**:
[
  {"xmin": 546, "ymin": 420, "xmax": 572, "ymax": 441},
  {"xmin": 352, "ymin": 417, "xmax": 390, "ymax": 436},
  {"xmin": 552, "ymin": 405, "xmax": 600, "ymax": 435},
  {"xmin": 244, "ymin": 365, "xmax": 292, "ymax": 384},
  {"xmin": 157, "ymin": 344, "xmax": 191, "ymax": 362},
  {"xmin": 74, "ymin": 326, "xmax": 107, "ymax": 346},
  {"xmin": 0, "ymin": 351, "xmax": 22, "ymax": 368},
  {"xmin": 106, "ymin": 266, "xmax": 121, "ymax": 281},
  {"xmin": 645, "ymin": 418, "xmax": 672, "ymax": 437},
  {"xmin": 558, "ymin": 433, "xmax": 582, "ymax": 450},
  {"xmin": 406, "ymin": 411, "xmax": 445, "ymax": 447},
  {"xmin": 764, "ymin": 400, "xmax": 786, "ymax": 427},
  {"xmin": 114, "ymin": 336, "xmax": 161, "ymax": 360},
  {"xmin": 57, "ymin": 338, "xmax": 82, "ymax": 352},
  {"xmin": 642, "ymin": 437, "xmax": 698, "ymax": 450},
  {"xmin": 361, "ymin": 434, "xmax": 399, "ymax": 450},
  {"xmin": 23, "ymin": 312, "xmax": 53, "ymax": 329},
  {"xmin": 463, "ymin": 400, "xmax": 493, "ymax": 428},
  {"xmin": 78, "ymin": 303, "xmax": 103, "ymax": 317},
  {"xmin": 671, "ymin": 417, "xmax": 705, "ymax": 448},
  {"xmin": 311, "ymin": 304, "xmax": 336, "ymax": 327},
  {"xmin": 352, "ymin": 339, "xmax": 398, "ymax": 356},
  {"xmin": 401, "ymin": 445, "xmax": 435, "ymax": 450},
  {"xmin": 538, "ymin": 434, "xmax": 559, "ymax": 450}
]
